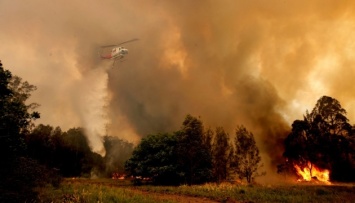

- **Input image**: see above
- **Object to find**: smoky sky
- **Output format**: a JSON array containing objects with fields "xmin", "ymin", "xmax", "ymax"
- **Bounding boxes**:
[{"xmin": 2, "ymin": 0, "xmax": 355, "ymax": 174}]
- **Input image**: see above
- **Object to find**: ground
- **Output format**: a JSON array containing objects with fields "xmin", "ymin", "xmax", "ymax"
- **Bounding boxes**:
[{"xmin": 36, "ymin": 178, "xmax": 355, "ymax": 203}]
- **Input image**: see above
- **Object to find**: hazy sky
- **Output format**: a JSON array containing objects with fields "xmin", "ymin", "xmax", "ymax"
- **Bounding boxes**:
[{"xmin": 1, "ymin": 0, "xmax": 355, "ymax": 175}]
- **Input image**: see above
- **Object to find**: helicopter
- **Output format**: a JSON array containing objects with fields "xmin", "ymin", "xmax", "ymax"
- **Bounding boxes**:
[{"xmin": 100, "ymin": 38, "xmax": 138, "ymax": 66}]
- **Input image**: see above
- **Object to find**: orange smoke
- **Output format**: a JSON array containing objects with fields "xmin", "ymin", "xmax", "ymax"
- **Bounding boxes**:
[{"xmin": 294, "ymin": 162, "xmax": 330, "ymax": 184}]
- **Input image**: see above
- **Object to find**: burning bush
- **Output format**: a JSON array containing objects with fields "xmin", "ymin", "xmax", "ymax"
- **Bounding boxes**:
[{"xmin": 294, "ymin": 162, "xmax": 330, "ymax": 184}]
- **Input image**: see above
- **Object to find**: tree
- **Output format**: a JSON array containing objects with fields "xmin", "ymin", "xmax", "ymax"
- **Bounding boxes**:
[
  {"xmin": 233, "ymin": 125, "xmax": 264, "ymax": 183},
  {"xmin": 203, "ymin": 127, "xmax": 213, "ymax": 166},
  {"xmin": 28, "ymin": 125, "xmax": 105, "ymax": 178},
  {"xmin": 0, "ymin": 60, "xmax": 40, "ymax": 162},
  {"xmin": 283, "ymin": 96, "xmax": 355, "ymax": 181},
  {"xmin": 125, "ymin": 115, "xmax": 215, "ymax": 185},
  {"xmin": 59, "ymin": 128, "xmax": 103, "ymax": 177},
  {"xmin": 176, "ymin": 114, "xmax": 212, "ymax": 184},
  {"xmin": 0, "ymin": 61, "xmax": 56, "ymax": 202},
  {"xmin": 212, "ymin": 127, "xmax": 231, "ymax": 183},
  {"xmin": 283, "ymin": 120, "xmax": 314, "ymax": 166},
  {"xmin": 306, "ymin": 96, "xmax": 351, "ymax": 136},
  {"xmin": 103, "ymin": 136, "xmax": 134, "ymax": 177},
  {"xmin": 0, "ymin": 62, "xmax": 39, "ymax": 159},
  {"xmin": 125, "ymin": 133, "xmax": 180, "ymax": 185},
  {"xmin": 25, "ymin": 124, "xmax": 55, "ymax": 165}
]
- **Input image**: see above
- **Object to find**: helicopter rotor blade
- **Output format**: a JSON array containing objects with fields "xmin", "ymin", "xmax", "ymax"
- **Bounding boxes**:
[
  {"xmin": 101, "ymin": 38, "xmax": 139, "ymax": 48},
  {"xmin": 116, "ymin": 38, "xmax": 139, "ymax": 46}
]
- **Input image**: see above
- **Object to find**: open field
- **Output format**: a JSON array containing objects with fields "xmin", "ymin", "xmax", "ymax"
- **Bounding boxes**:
[
  {"xmin": 37, "ymin": 178, "xmax": 355, "ymax": 203},
  {"xmin": 36, "ymin": 179, "xmax": 216, "ymax": 203}
]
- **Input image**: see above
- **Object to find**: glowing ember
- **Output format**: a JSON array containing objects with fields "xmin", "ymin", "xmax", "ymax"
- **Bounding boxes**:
[
  {"xmin": 112, "ymin": 172, "xmax": 125, "ymax": 180},
  {"xmin": 294, "ymin": 162, "xmax": 330, "ymax": 184}
]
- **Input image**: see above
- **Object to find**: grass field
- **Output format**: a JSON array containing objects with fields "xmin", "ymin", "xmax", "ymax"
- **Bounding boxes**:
[{"xmin": 36, "ymin": 178, "xmax": 355, "ymax": 203}]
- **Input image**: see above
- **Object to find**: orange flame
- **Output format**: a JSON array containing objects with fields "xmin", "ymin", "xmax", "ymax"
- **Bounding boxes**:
[{"xmin": 294, "ymin": 162, "xmax": 330, "ymax": 184}]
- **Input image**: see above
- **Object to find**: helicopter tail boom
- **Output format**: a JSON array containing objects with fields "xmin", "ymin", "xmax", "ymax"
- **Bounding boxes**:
[{"xmin": 100, "ymin": 54, "xmax": 112, "ymax": 59}]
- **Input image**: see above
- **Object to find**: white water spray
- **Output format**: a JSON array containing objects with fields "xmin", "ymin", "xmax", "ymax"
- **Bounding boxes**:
[{"xmin": 76, "ymin": 65, "xmax": 110, "ymax": 156}]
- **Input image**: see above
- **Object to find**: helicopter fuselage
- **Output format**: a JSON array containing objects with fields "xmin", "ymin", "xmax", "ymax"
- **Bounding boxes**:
[
  {"xmin": 100, "ymin": 38, "xmax": 137, "ymax": 66},
  {"xmin": 101, "ymin": 47, "xmax": 128, "ymax": 59},
  {"xmin": 111, "ymin": 47, "xmax": 128, "ymax": 58}
]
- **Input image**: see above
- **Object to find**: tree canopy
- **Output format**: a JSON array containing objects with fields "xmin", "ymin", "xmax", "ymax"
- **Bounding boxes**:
[
  {"xmin": 0, "ymin": 61, "xmax": 47, "ymax": 202},
  {"xmin": 125, "ymin": 115, "xmax": 264, "ymax": 185},
  {"xmin": 233, "ymin": 125, "xmax": 264, "ymax": 183},
  {"xmin": 284, "ymin": 96, "xmax": 355, "ymax": 181},
  {"xmin": 125, "ymin": 115, "xmax": 214, "ymax": 185},
  {"xmin": 176, "ymin": 115, "xmax": 213, "ymax": 184},
  {"xmin": 0, "ymin": 62, "xmax": 39, "ymax": 159},
  {"xmin": 125, "ymin": 133, "xmax": 179, "ymax": 185},
  {"xmin": 212, "ymin": 127, "xmax": 232, "ymax": 183}
]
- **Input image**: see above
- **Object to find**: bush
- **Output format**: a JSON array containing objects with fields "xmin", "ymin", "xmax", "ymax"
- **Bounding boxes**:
[{"xmin": 0, "ymin": 157, "xmax": 62, "ymax": 202}]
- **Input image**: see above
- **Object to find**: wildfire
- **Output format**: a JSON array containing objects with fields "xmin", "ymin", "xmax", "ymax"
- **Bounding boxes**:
[
  {"xmin": 112, "ymin": 172, "xmax": 125, "ymax": 180},
  {"xmin": 294, "ymin": 162, "xmax": 330, "ymax": 184}
]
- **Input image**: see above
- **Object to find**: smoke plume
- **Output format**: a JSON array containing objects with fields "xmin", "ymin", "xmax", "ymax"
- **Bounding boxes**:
[{"xmin": 1, "ymin": 0, "xmax": 355, "ymax": 174}]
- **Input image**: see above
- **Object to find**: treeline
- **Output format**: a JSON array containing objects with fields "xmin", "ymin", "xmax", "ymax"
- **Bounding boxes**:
[
  {"xmin": 0, "ymin": 61, "xmax": 133, "ymax": 202},
  {"xmin": 1, "ymin": 60, "xmax": 45, "ymax": 202},
  {"xmin": 125, "ymin": 114, "xmax": 264, "ymax": 185},
  {"xmin": 25, "ymin": 125, "xmax": 134, "ymax": 178},
  {"xmin": 282, "ymin": 96, "xmax": 355, "ymax": 182},
  {"xmin": 125, "ymin": 96, "xmax": 355, "ymax": 184}
]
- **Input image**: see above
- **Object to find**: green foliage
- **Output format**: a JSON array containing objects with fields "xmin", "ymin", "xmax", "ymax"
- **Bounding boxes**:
[
  {"xmin": 233, "ymin": 125, "xmax": 264, "ymax": 183},
  {"xmin": 25, "ymin": 124, "xmax": 135, "ymax": 179},
  {"xmin": 26, "ymin": 125, "xmax": 106, "ymax": 177},
  {"xmin": 211, "ymin": 127, "xmax": 232, "ymax": 183},
  {"xmin": 284, "ymin": 96, "xmax": 355, "ymax": 181},
  {"xmin": 176, "ymin": 115, "xmax": 212, "ymax": 185},
  {"xmin": 125, "ymin": 133, "xmax": 180, "ymax": 185},
  {"xmin": 125, "ymin": 115, "xmax": 215, "ymax": 185},
  {"xmin": 0, "ymin": 61, "xmax": 47, "ymax": 202},
  {"xmin": 125, "ymin": 115, "xmax": 267, "ymax": 186},
  {"xmin": 0, "ymin": 62, "xmax": 39, "ymax": 159}
]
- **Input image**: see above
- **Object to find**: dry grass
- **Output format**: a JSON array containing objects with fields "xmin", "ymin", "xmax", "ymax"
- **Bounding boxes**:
[
  {"xmin": 139, "ymin": 182, "xmax": 355, "ymax": 203},
  {"xmin": 37, "ymin": 179, "xmax": 355, "ymax": 203}
]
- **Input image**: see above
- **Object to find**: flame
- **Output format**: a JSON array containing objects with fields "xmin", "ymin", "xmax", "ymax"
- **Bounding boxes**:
[{"xmin": 294, "ymin": 162, "xmax": 330, "ymax": 184}]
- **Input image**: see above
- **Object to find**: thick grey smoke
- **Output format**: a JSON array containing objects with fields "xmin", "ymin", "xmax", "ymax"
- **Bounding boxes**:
[{"xmin": 1, "ymin": 0, "xmax": 355, "ymax": 175}]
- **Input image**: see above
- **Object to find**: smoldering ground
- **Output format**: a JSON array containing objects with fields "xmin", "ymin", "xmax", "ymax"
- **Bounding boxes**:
[{"xmin": 1, "ymin": 0, "xmax": 355, "ymax": 177}]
